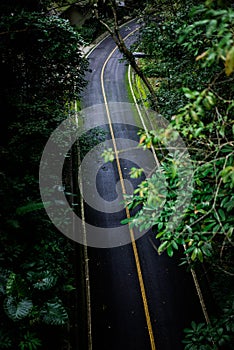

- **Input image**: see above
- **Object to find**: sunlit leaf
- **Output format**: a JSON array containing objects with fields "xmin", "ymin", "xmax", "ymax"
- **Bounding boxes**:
[{"xmin": 225, "ymin": 46, "xmax": 234, "ymax": 76}]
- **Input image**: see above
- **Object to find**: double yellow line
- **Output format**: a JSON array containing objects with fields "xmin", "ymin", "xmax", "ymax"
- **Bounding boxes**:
[{"xmin": 100, "ymin": 29, "xmax": 157, "ymax": 350}]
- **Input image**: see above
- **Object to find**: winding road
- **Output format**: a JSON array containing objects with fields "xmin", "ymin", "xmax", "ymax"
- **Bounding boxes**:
[{"xmin": 79, "ymin": 20, "xmax": 203, "ymax": 350}]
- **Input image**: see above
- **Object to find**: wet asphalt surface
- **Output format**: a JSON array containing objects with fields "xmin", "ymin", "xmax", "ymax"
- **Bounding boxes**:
[{"xmin": 80, "ymin": 20, "xmax": 203, "ymax": 350}]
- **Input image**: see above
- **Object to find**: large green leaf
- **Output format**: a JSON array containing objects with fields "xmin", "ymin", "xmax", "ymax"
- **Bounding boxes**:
[
  {"xmin": 4, "ymin": 297, "xmax": 33, "ymax": 321},
  {"xmin": 40, "ymin": 298, "xmax": 68, "ymax": 325}
]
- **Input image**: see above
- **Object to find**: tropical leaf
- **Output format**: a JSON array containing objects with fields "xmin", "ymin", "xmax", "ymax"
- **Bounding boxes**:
[
  {"xmin": 4, "ymin": 297, "xmax": 33, "ymax": 321},
  {"xmin": 40, "ymin": 298, "xmax": 68, "ymax": 325},
  {"xmin": 27, "ymin": 270, "xmax": 58, "ymax": 291}
]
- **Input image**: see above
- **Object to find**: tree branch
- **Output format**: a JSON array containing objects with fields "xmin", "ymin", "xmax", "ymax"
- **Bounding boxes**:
[{"xmin": 0, "ymin": 27, "xmax": 29, "ymax": 36}]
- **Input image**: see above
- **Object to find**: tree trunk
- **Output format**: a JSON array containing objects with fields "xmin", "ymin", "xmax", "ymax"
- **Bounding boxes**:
[{"xmin": 117, "ymin": 39, "xmax": 158, "ymax": 110}]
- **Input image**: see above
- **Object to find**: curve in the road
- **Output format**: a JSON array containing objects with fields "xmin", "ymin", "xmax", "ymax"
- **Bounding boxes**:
[
  {"xmin": 100, "ymin": 28, "xmax": 157, "ymax": 350},
  {"xmin": 80, "ymin": 19, "xmax": 204, "ymax": 350}
]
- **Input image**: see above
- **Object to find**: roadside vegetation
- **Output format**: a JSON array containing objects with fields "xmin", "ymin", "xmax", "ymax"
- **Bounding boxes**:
[{"xmin": 124, "ymin": 1, "xmax": 234, "ymax": 348}]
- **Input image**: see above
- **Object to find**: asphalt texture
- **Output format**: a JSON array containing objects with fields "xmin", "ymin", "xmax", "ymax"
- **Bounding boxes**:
[{"xmin": 80, "ymin": 20, "xmax": 203, "ymax": 350}]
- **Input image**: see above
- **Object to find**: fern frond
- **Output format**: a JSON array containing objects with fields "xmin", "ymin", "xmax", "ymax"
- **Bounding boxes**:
[
  {"xmin": 6, "ymin": 272, "xmax": 16, "ymax": 296},
  {"xmin": 5, "ymin": 272, "xmax": 28, "ymax": 298}
]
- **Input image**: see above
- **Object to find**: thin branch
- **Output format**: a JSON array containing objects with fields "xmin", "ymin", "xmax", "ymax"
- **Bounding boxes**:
[
  {"xmin": 98, "ymin": 17, "xmax": 114, "ymax": 36},
  {"xmin": 215, "ymin": 265, "xmax": 234, "ymax": 276},
  {"xmin": 0, "ymin": 27, "xmax": 29, "ymax": 36},
  {"xmin": 208, "ymin": 69, "xmax": 225, "ymax": 89}
]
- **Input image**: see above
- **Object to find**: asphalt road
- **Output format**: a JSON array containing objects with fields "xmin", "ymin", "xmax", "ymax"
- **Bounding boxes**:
[{"xmin": 80, "ymin": 20, "xmax": 203, "ymax": 350}]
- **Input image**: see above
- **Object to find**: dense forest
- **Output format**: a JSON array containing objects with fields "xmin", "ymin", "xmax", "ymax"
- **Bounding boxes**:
[
  {"xmin": 0, "ymin": 0, "xmax": 233, "ymax": 349},
  {"xmin": 0, "ymin": 0, "xmax": 88, "ymax": 348}
]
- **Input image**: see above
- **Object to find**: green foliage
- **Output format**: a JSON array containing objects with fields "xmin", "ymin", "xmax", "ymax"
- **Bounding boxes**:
[
  {"xmin": 0, "ymin": 265, "xmax": 71, "ymax": 344},
  {"xmin": 0, "ymin": 0, "xmax": 87, "ymax": 348},
  {"xmin": 4, "ymin": 297, "xmax": 33, "ymax": 321},
  {"xmin": 79, "ymin": 127, "xmax": 107, "ymax": 160},
  {"xmin": 129, "ymin": 167, "xmax": 144, "ymax": 179},
  {"xmin": 27, "ymin": 270, "xmax": 58, "ymax": 291},
  {"xmin": 77, "ymin": 17, "xmax": 103, "ymax": 43},
  {"xmin": 220, "ymin": 165, "xmax": 234, "ymax": 188},
  {"xmin": 102, "ymin": 148, "xmax": 115, "ymax": 163},
  {"xmin": 16, "ymin": 202, "xmax": 51, "ymax": 216},
  {"xmin": 123, "ymin": 146, "xmax": 193, "ymax": 236},
  {"xmin": 128, "ymin": 0, "xmax": 234, "ymax": 265},
  {"xmin": 0, "ymin": 329, "xmax": 12, "ymax": 349},
  {"xmin": 19, "ymin": 332, "xmax": 42, "ymax": 350},
  {"xmin": 40, "ymin": 298, "xmax": 68, "ymax": 326},
  {"xmin": 183, "ymin": 311, "xmax": 233, "ymax": 349},
  {"xmin": 178, "ymin": 5, "xmax": 234, "ymax": 68},
  {"xmin": 125, "ymin": 1, "xmax": 234, "ymax": 348},
  {"xmin": 0, "ymin": 12, "xmax": 88, "ymax": 101}
]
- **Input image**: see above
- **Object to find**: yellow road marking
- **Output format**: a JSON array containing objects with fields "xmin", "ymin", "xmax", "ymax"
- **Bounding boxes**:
[
  {"xmin": 101, "ymin": 29, "xmax": 157, "ymax": 350},
  {"xmin": 74, "ymin": 101, "xmax": 93, "ymax": 350},
  {"xmin": 128, "ymin": 60, "xmax": 211, "ymax": 330}
]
